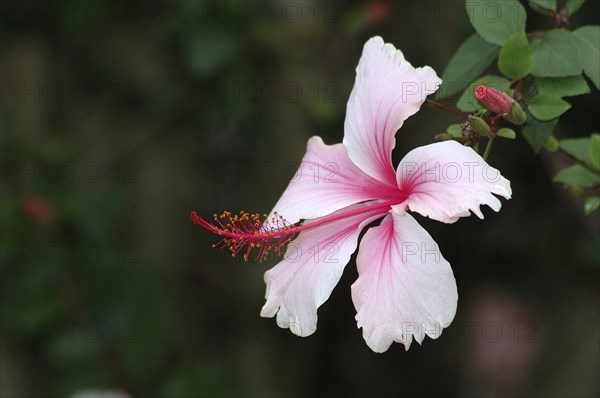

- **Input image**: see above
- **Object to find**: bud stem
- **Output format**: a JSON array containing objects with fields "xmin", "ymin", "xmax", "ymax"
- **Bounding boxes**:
[{"xmin": 483, "ymin": 137, "xmax": 495, "ymax": 161}]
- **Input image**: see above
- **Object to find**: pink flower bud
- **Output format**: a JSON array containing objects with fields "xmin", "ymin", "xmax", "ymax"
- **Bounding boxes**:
[{"xmin": 475, "ymin": 85, "xmax": 514, "ymax": 115}]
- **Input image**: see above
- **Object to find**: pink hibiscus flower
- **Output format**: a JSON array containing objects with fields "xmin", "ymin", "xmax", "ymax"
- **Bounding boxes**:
[{"xmin": 191, "ymin": 37, "xmax": 511, "ymax": 353}]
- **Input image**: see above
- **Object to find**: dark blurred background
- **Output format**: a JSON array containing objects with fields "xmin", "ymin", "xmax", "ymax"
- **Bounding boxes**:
[{"xmin": 1, "ymin": 0, "xmax": 599, "ymax": 397}]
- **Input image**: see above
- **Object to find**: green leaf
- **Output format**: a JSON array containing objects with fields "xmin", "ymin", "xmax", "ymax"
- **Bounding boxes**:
[
  {"xmin": 560, "ymin": 138, "xmax": 592, "ymax": 165},
  {"xmin": 529, "ymin": 0, "xmax": 557, "ymax": 14},
  {"xmin": 572, "ymin": 26, "xmax": 600, "ymax": 89},
  {"xmin": 566, "ymin": 0, "xmax": 586, "ymax": 15},
  {"xmin": 465, "ymin": 0, "xmax": 527, "ymax": 46},
  {"xmin": 584, "ymin": 197, "xmax": 600, "ymax": 215},
  {"xmin": 590, "ymin": 133, "xmax": 600, "ymax": 170},
  {"xmin": 535, "ymin": 75, "xmax": 591, "ymax": 97},
  {"xmin": 498, "ymin": 32, "xmax": 533, "ymax": 79},
  {"xmin": 457, "ymin": 75, "xmax": 511, "ymax": 112},
  {"xmin": 522, "ymin": 117, "xmax": 558, "ymax": 152},
  {"xmin": 554, "ymin": 165, "xmax": 600, "ymax": 187},
  {"xmin": 497, "ymin": 127, "xmax": 516, "ymax": 139},
  {"xmin": 531, "ymin": 30, "xmax": 583, "ymax": 77},
  {"xmin": 528, "ymin": 95, "xmax": 571, "ymax": 121},
  {"xmin": 436, "ymin": 34, "xmax": 500, "ymax": 100},
  {"xmin": 447, "ymin": 124, "xmax": 463, "ymax": 137},
  {"xmin": 521, "ymin": 78, "xmax": 539, "ymax": 101}
]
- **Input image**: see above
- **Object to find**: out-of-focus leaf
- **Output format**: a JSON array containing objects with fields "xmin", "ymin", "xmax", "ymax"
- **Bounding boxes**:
[
  {"xmin": 560, "ymin": 138, "xmax": 592, "ymax": 164},
  {"xmin": 572, "ymin": 26, "xmax": 600, "ymax": 89},
  {"xmin": 436, "ymin": 34, "xmax": 500, "ymax": 100},
  {"xmin": 498, "ymin": 32, "xmax": 533, "ymax": 79},
  {"xmin": 529, "ymin": 0, "xmax": 557, "ymax": 15},
  {"xmin": 590, "ymin": 133, "xmax": 600, "ymax": 170},
  {"xmin": 497, "ymin": 127, "xmax": 516, "ymax": 139},
  {"xmin": 530, "ymin": 0, "xmax": 556, "ymax": 9},
  {"xmin": 567, "ymin": 0, "xmax": 586, "ymax": 15},
  {"xmin": 531, "ymin": 30, "xmax": 582, "ymax": 77},
  {"xmin": 522, "ymin": 117, "xmax": 558, "ymax": 152},
  {"xmin": 535, "ymin": 75, "xmax": 591, "ymax": 97},
  {"xmin": 457, "ymin": 75, "xmax": 511, "ymax": 112},
  {"xmin": 584, "ymin": 197, "xmax": 600, "ymax": 214},
  {"xmin": 545, "ymin": 135, "xmax": 560, "ymax": 152},
  {"xmin": 466, "ymin": 0, "xmax": 527, "ymax": 46},
  {"xmin": 528, "ymin": 95, "xmax": 571, "ymax": 121},
  {"xmin": 554, "ymin": 165, "xmax": 600, "ymax": 187}
]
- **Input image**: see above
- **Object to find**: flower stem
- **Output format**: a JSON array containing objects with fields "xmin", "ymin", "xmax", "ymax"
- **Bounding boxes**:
[
  {"xmin": 483, "ymin": 136, "xmax": 495, "ymax": 161},
  {"xmin": 425, "ymin": 99, "xmax": 469, "ymax": 117}
]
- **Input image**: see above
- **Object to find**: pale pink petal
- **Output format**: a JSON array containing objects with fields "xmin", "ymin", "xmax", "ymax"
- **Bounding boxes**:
[
  {"xmin": 267, "ymin": 136, "xmax": 400, "ymax": 225},
  {"xmin": 261, "ymin": 203, "xmax": 389, "ymax": 337},
  {"xmin": 343, "ymin": 36, "xmax": 441, "ymax": 186},
  {"xmin": 351, "ymin": 212, "xmax": 457, "ymax": 353},
  {"xmin": 394, "ymin": 141, "xmax": 511, "ymax": 223}
]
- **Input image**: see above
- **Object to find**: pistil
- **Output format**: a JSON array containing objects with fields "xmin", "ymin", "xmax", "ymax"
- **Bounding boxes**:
[{"xmin": 190, "ymin": 199, "xmax": 400, "ymax": 262}]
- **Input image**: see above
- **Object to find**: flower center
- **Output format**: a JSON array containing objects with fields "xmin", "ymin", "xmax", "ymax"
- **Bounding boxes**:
[{"xmin": 190, "ymin": 199, "xmax": 402, "ymax": 262}]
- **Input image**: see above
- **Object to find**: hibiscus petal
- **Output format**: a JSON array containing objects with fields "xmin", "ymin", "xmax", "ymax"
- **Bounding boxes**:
[
  {"xmin": 343, "ymin": 36, "xmax": 441, "ymax": 186},
  {"xmin": 394, "ymin": 141, "xmax": 512, "ymax": 223},
  {"xmin": 351, "ymin": 212, "xmax": 457, "ymax": 353},
  {"xmin": 267, "ymin": 136, "xmax": 399, "ymax": 225},
  {"xmin": 261, "ymin": 203, "xmax": 388, "ymax": 337}
]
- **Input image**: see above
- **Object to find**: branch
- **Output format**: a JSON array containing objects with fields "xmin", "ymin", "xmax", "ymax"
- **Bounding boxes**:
[
  {"xmin": 556, "ymin": 147, "xmax": 600, "ymax": 176},
  {"xmin": 425, "ymin": 99, "xmax": 469, "ymax": 117}
]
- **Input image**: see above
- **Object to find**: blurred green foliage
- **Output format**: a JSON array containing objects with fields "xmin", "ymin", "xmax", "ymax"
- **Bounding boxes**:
[{"xmin": 438, "ymin": 0, "xmax": 599, "ymax": 212}]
